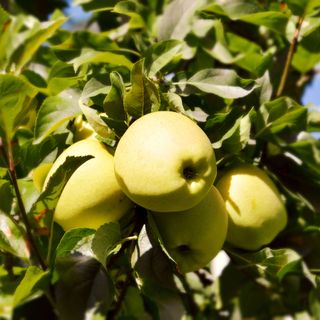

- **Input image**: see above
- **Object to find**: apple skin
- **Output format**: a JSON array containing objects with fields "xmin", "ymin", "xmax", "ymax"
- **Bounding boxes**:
[
  {"xmin": 44, "ymin": 139, "xmax": 133, "ymax": 231},
  {"xmin": 114, "ymin": 111, "xmax": 217, "ymax": 212},
  {"xmin": 216, "ymin": 164, "xmax": 288, "ymax": 251},
  {"xmin": 151, "ymin": 186, "xmax": 228, "ymax": 273}
]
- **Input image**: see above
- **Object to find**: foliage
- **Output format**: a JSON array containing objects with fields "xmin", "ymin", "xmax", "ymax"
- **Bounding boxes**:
[{"xmin": 0, "ymin": 0, "xmax": 320, "ymax": 319}]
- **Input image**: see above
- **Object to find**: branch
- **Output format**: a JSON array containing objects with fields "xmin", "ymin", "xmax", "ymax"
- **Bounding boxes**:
[
  {"xmin": 0, "ymin": 137, "xmax": 47, "ymax": 270},
  {"xmin": 276, "ymin": 16, "xmax": 304, "ymax": 97}
]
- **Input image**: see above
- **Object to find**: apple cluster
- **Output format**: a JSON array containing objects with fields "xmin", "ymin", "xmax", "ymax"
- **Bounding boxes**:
[
  {"xmin": 42, "ymin": 111, "xmax": 288, "ymax": 274},
  {"xmin": 113, "ymin": 111, "xmax": 228, "ymax": 273}
]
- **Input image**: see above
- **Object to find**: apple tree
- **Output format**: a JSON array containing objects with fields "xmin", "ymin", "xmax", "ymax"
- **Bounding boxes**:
[{"xmin": 0, "ymin": 0, "xmax": 320, "ymax": 319}]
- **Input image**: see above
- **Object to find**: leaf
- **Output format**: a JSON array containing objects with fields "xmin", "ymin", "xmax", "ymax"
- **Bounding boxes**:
[
  {"xmin": 81, "ymin": 78, "xmax": 110, "ymax": 104},
  {"xmin": 124, "ymin": 59, "xmax": 160, "ymax": 118},
  {"xmin": 47, "ymin": 61, "xmax": 83, "ymax": 95},
  {"xmin": 91, "ymin": 222, "xmax": 121, "ymax": 267},
  {"xmin": 79, "ymin": 104, "xmax": 113, "ymax": 139},
  {"xmin": 177, "ymin": 69, "xmax": 256, "ymax": 99},
  {"xmin": 228, "ymin": 247, "xmax": 310, "ymax": 281},
  {"xmin": 103, "ymin": 72, "xmax": 126, "ymax": 120},
  {"xmin": 157, "ymin": 0, "xmax": 207, "ymax": 40},
  {"xmin": 292, "ymin": 26, "xmax": 320, "ymax": 73},
  {"xmin": 28, "ymin": 156, "xmax": 92, "ymax": 230},
  {"xmin": 204, "ymin": 20, "xmax": 245, "ymax": 65},
  {"xmin": 55, "ymin": 255, "xmax": 114, "ymax": 320},
  {"xmin": 13, "ymin": 266, "xmax": 49, "ymax": 307},
  {"xmin": 144, "ymin": 40, "xmax": 183, "ymax": 77},
  {"xmin": 55, "ymin": 228, "xmax": 95, "ymax": 259},
  {"xmin": 203, "ymin": 1, "xmax": 288, "ymax": 33},
  {"xmin": 112, "ymin": 1, "xmax": 145, "ymax": 29},
  {"xmin": 70, "ymin": 48, "xmax": 133, "ymax": 72},
  {"xmin": 286, "ymin": 0, "xmax": 320, "ymax": 17},
  {"xmin": 11, "ymin": 16, "xmax": 67, "ymax": 73},
  {"xmin": 240, "ymin": 11, "xmax": 288, "ymax": 33},
  {"xmin": 34, "ymin": 94, "xmax": 82, "ymax": 144},
  {"xmin": 203, "ymin": 0, "xmax": 262, "ymax": 20},
  {"xmin": 287, "ymin": 139, "xmax": 320, "ymax": 175},
  {"xmin": 0, "ymin": 74, "xmax": 37, "ymax": 140},
  {"xmin": 0, "ymin": 179, "xmax": 13, "ymax": 215}
]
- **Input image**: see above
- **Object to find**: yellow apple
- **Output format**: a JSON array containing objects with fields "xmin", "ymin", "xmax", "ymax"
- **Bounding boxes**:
[
  {"xmin": 44, "ymin": 139, "xmax": 133, "ymax": 230},
  {"xmin": 114, "ymin": 111, "xmax": 217, "ymax": 212},
  {"xmin": 216, "ymin": 164, "xmax": 288, "ymax": 250},
  {"xmin": 151, "ymin": 186, "xmax": 228, "ymax": 273}
]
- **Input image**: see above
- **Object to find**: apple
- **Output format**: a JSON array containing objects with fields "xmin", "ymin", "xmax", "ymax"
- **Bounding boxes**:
[
  {"xmin": 114, "ymin": 111, "xmax": 217, "ymax": 212},
  {"xmin": 72, "ymin": 115, "xmax": 95, "ymax": 141},
  {"xmin": 216, "ymin": 164, "xmax": 288, "ymax": 251},
  {"xmin": 44, "ymin": 139, "xmax": 133, "ymax": 230},
  {"xmin": 32, "ymin": 162, "xmax": 53, "ymax": 191},
  {"xmin": 151, "ymin": 186, "xmax": 228, "ymax": 273}
]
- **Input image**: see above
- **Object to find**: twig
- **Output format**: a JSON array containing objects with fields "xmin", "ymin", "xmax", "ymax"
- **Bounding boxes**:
[
  {"xmin": 0, "ymin": 137, "xmax": 47, "ymax": 270},
  {"xmin": 276, "ymin": 16, "xmax": 304, "ymax": 97}
]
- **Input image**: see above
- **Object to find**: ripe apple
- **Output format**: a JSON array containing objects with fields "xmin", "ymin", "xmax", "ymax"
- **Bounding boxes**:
[
  {"xmin": 114, "ymin": 111, "xmax": 217, "ymax": 212},
  {"xmin": 44, "ymin": 139, "xmax": 133, "ymax": 230},
  {"xmin": 151, "ymin": 186, "xmax": 228, "ymax": 273},
  {"xmin": 216, "ymin": 164, "xmax": 288, "ymax": 251}
]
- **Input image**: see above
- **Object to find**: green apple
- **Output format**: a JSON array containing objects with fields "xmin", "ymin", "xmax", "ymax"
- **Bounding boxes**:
[
  {"xmin": 216, "ymin": 164, "xmax": 288, "ymax": 251},
  {"xmin": 44, "ymin": 139, "xmax": 133, "ymax": 231},
  {"xmin": 72, "ymin": 115, "xmax": 95, "ymax": 141},
  {"xmin": 151, "ymin": 186, "xmax": 228, "ymax": 273},
  {"xmin": 32, "ymin": 162, "xmax": 53, "ymax": 192},
  {"xmin": 114, "ymin": 111, "xmax": 217, "ymax": 212}
]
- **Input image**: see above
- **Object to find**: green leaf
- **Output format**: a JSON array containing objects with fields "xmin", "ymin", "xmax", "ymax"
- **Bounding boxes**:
[
  {"xmin": 91, "ymin": 222, "xmax": 121, "ymax": 267},
  {"xmin": 287, "ymin": 139, "xmax": 320, "ymax": 175},
  {"xmin": 203, "ymin": 0, "xmax": 262, "ymax": 20},
  {"xmin": 70, "ymin": 48, "xmax": 133, "ymax": 72},
  {"xmin": 11, "ymin": 16, "xmax": 67, "ymax": 73},
  {"xmin": 0, "ymin": 212, "xmax": 29, "ymax": 259},
  {"xmin": 13, "ymin": 266, "xmax": 49, "ymax": 307},
  {"xmin": 240, "ymin": 11, "xmax": 288, "ymax": 33},
  {"xmin": 55, "ymin": 255, "xmax": 114, "ymax": 320},
  {"xmin": 103, "ymin": 72, "xmax": 126, "ymax": 120},
  {"xmin": 34, "ymin": 95, "xmax": 82, "ymax": 144},
  {"xmin": 80, "ymin": 78, "xmax": 110, "ymax": 104},
  {"xmin": 255, "ymin": 97, "xmax": 308, "ymax": 142},
  {"xmin": 228, "ymin": 247, "xmax": 309, "ymax": 281},
  {"xmin": 292, "ymin": 27, "xmax": 320, "ymax": 73},
  {"xmin": 177, "ymin": 69, "xmax": 256, "ymax": 99},
  {"xmin": 79, "ymin": 104, "xmax": 113, "ymax": 139},
  {"xmin": 124, "ymin": 59, "xmax": 160, "ymax": 118},
  {"xmin": 0, "ymin": 74, "xmax": 37, "ymax": 140},
  {"xmin": 112, "ymin": 1, "xmax": 145, "ymax": 29},
  {"xmin": 47, "ymin": 61, "xmax": 83, "ymax": 95},
  {"xmin": 286, "ymin": 0, "xmax": 320, "ymax": 17},
  {"xmin": 55, "ymin": 228, "xmax": 95, "ymax": 259},
  {"xmin": 0, "ymin": 179, "xmax": 13, "ymax": 215},
  {"xmin": 157, "ymin": 0, "xmax": 207, "ymax": 40},
  {"xmin": 203, "ymin": 1, "xmax": 288, "ymax": 33},
  {"xmin": 28, "ymin": 156, "xmax": 92, "ymax": 230},
  {"xmin": 144, "ymin": 40, "xmax": 183, "ymax": 77},
  {"xmin": 204, "ymin": 20, "xmax": 245, "ymax": 65}
]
